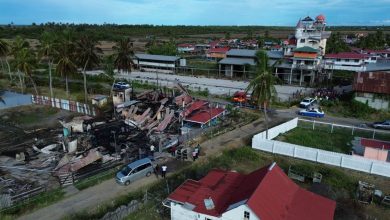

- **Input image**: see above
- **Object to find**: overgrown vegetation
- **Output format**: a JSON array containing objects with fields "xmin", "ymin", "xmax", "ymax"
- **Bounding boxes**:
[
  {"xmin": 0, "ymin": 188, "xmax": 65, "ymax": 219},
  {"xmin": 74, "ymin": 168, "xmax": 120, "ymax": 191}
]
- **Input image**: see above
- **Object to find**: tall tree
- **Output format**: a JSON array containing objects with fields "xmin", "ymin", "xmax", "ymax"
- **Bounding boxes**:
[
  {"xmin": 56, "ymin": 29, "xmax": 77, "ymax": 97},
  {"xmin": 326, "ymin": 32, "xmax": 350, "ymax": 54},
  {"xmin": 75, "ymin": 35, "xmax": 102, "ymax": 103},
  {"xmin": 15, "ymin": 48, "xmax": 38, "ymax": 95},
  {"xmin": 0, "ymin": 39, "xmax": 12, "ymax": 81},
  {"xmin": 38, "ymin": 31, "xmax": 57, "ymax": 98},
  {"xmin": 112, "ymin": 37, "xmax": 134, "ymax": 74},
  {"xmin": 246, "ymin": 51, "xmax": 276, "ymax": 139},
  {"xmin": 102, "ymin": 55, "xmax": 116, "ymax": 96},
  {"xmin": 10, "ymin": 36, "xmax": 30, "ymax": 93}
]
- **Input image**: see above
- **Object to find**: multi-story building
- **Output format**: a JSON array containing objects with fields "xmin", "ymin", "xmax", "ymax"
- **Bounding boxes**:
[{"xmin": 276, "ymin": 15, "xmax": 331, "ymax": 85}]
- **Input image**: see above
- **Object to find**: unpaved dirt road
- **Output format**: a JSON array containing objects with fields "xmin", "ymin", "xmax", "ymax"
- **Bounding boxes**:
[{"xmin": 18, "ymin": 114, "xmax": 287, "ymax": 220}]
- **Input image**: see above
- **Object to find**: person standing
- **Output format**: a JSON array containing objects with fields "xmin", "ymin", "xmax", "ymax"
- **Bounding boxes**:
[
  {"xmin": 192, "ymin": 150, "xmax": 197, "ymax": 161},
  {"xmin": 154, "ymin": 164, "xmax": 160, "ymax": 178},
  {"xmin": 150, "ymin": 145, "xmax": 155, "ymax": 156},
  {"xmin": 161, "ymin": 165, "xmax": 167, "ymax": 178}
]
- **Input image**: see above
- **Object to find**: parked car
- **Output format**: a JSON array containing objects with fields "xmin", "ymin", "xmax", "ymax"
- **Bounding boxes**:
[
  {"xmin": 299, "ymin": 98, "xmax": 316, "ymax": 108},
  {"xmin": 116, "ymin": 158, "xmax": 154, "ymax": 185},
  {"xmin": 372, "ymin": 120, "xmax": 390, "ymax": 130},
  {"xmin": 113, "ymin": 82, "xmax": 130, "ymax": 90},
  {"xmin": 298, "ymin": 108, "xmax": 325, "ymax": 118}
]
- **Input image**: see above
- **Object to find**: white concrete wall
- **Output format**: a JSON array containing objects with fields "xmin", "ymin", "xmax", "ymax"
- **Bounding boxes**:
[
  {"xmin": 252, "ymin": 117, "xmax": 298, "ymax": 140},
  {"xmin": 355, "ymin": 96, "xmax": 389, "ymax": 110},
  {"xmin": 252, "ymin": 132, "xmax": 390, "ymax": 178},
  {"xmin": 222, "ymin": 204, "xmax": 259, "ymax": 220},
  {"xmin": 170, "ymin": 202, "xmax": 259, "ymax": 220}
]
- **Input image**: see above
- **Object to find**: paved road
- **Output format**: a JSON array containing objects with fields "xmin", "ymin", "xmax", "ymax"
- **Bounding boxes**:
[
  {"xmin": 18, "ymin": 114, "xmax": 286, "ymax": 220},
  {"xmin": 115, "ymin": 71, "xmax": 312, "ymax": 101}
]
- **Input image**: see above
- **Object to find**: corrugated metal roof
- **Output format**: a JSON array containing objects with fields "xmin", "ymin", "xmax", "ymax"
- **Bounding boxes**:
[
  {"xmin": 219, "ymin": 57, "xmax": 256, "ymax": 66},
  {"xmin": 227, "ymin": 49, "xmax": 257, "ymax": 57},
  {"xmin": 267, "ymin": 51, "xmax": 284, "ymax": 59},
  {"xmin": 135, "ymin": 53, "xmax": 180, "ymax": 62},
  {"xmin": 167, "ymin": 163, "xmax": 336, "ymax": 219},
  {"xmin": 293, "ymin": 46, "xmax": 319, "ymax": 53}
]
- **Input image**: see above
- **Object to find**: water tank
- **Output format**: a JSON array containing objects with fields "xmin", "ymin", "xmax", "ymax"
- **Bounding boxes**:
[{"xmin": 180, "ymin": 59, "xmax": 187, "ymax": 67}]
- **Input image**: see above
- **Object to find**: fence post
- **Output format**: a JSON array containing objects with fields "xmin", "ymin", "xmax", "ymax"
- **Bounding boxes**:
[
  {"xmin": 272, "ymin": 141, "xmax": 275, "ymax": 153},
  {"xmin": 293, "ymin": 146, "xmax": 296, "ymax": 157},
  {"xmin": 316, "ymin": 150, "xmax": 319, "ymax": 162},
  {"xmin": 370, "ymin": 162, "xmax": 375, "ymax": 173},
  {"xmin": 312, "ymin": 120, "xmax": 315, "ymax": 130},
  {"xmin": 331, "ymin": 124, "xmax": 334, "ymax": 133},
  {"xmin": 340, "ymin": 156, "xmax": 343, "ymax": 167},
  {"xmin": 372, "ymin": 130, "xmax": 376, "ymax": 139},
  {"xmin": 352, "ymin": 126, "xmax": 354, "ymax": 135}
]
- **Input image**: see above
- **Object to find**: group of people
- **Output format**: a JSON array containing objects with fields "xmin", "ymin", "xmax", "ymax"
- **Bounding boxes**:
[
  {"xmin": 154, "ymin": 164, "xmax": 167, "ymax": 178},
  {"xmin": 312, "ymin": 88, "xmax": 341, "ymax": 101}
]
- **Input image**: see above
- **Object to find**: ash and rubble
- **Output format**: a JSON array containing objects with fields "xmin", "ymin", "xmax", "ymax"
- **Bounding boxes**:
[{"xmin": 0, "ymin": 81, "xmax": 228, "ymax": 207}]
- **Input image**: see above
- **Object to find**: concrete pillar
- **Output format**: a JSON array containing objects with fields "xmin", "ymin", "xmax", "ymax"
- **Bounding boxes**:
[{"xmin": 230, "ymin": 65, "xmax": 233, "ymax": 78}]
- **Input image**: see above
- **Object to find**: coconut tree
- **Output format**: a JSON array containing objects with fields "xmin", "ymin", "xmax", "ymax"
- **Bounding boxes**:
[
  {"xmin": 38, "ymin": 31, "xmax": 57, "ymax": 98},
  {"xmin": 246, "ymin": 50, "xmax": 277, "ymax": 139},
  {"xmin": 0, "ymin": 39, "xmax": 12, "ymax": 81},
  {"xmin": 11, "ymin": 36, "xmax": 30, "ymax": 93},
  {"xmin": 102, "ymin": 55, "xmax": 116, "ymax": 96},
  {"xmin": 75, "ymin": 35, "xmax": 102, "ymax": 103},
  {"xmin": 15, "ymin": 48, "xmax": 38, "ymax": 95},
  {"xmin": 55, "ymin": 29, "xmax": 77, "ymax": 97},
  {"xmin": 112, "ymin": 37, "xmax": 134, "ymax": 74}
]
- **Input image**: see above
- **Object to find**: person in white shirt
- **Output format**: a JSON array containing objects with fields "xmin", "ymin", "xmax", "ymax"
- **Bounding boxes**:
[
  {"xmin": 150, "ymin": 145, "xmax": 155, "ymax": 156},
  {"xmin": 161, "ymin": 165, "xmax": 167, "ymax": 178}
]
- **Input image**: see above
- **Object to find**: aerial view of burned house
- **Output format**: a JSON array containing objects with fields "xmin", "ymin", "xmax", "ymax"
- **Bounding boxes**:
[{"xmin": 0, "ymin": 80, "xmax": 227, "ymax": 209}]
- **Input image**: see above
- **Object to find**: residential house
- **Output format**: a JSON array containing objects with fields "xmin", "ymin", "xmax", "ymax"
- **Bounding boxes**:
[
  {"xmin": 206, "ymin": 47, "xmax": 230, "ymax": 60},
  {"xmin": 165, "ymin": 163, "xmax": 336, "ymax": 220},
  {"xmin": 218, "ymin": 49, "xmax": 257, "ymax": 77},
  {"xmin": 353, "ymin": 66, "xmax": 390, "ymax": 110},
  {"xmin": 352, "ymin": 138, "xmax": 390, "ymax": 162},
  {"xmin": 134, "ymin": 53, "xmax": 183, "ymax": 74}
]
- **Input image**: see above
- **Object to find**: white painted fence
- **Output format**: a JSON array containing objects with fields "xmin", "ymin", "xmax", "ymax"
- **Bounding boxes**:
[
  {"xmin": 252, "ymin": 118, "xmax": 390, "ymax": 177},
  {"xmin": 31, "ymin": 95, "xmax": 96, "ymax": 116}
]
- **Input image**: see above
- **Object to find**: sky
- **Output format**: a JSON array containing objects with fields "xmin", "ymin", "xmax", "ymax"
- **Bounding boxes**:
[{"xmin": 1, "ymin": 0, "xmax": 390, "ymax": 26}]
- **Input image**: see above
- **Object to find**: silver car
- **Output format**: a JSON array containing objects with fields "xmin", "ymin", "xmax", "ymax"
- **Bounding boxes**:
[
  {"xmin": 373, "ymin": 120, "xmax": 390, "ymax": 130},
  {"xmin": 116, "ymin": 158, "xmax": 154, "ymax": 185}
]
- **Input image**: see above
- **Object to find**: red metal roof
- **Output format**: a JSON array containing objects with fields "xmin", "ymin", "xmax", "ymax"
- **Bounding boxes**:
[
  {"xmin": 181, "ymin": 100, "xmax": 208, "ymax": 117},
  {"xmin": 167, "ymin": 164, "xmax": 336, "ymax": 219},
  {"xmin": 184, "ymin": 107, "xmax": 225, "ymax": 124},
  {"xmin": 208, "ymin": 47, "xmax": 230, "ymax": 54},
  {"xmin": 325, "ymin": 52, "xmax": 369, "ymax": 59},
  {"xmin": 361, "ymin": 138, "xmax": 390, "ymax": 150}
]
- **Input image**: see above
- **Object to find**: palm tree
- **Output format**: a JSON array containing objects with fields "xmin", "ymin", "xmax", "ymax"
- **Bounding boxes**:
[
  {"xmin": 38, "ymin": 31, "xmax": 57, "ymax": 98},
  {"xmin": 75, "ymin": 35, "xmax": 102, "ymax": 103},
  {"xmin": 15, "ymin": 48, "xmax": 38, "ymax": 95},
  {"xmin": 11, "ymin": 36, "xmax": 30, "ymax": 93},
  {"xmin": 55, "ymin": 29, "xmax": 77, "ymax": 97},
  {"xmin": 0, "ymin": 39, "xmax": 12, "ymax": 81},
  {"xmin": 246, "ymin": 50, "xmax": 277, "ymax": 139},
  {"xmin": 112, "ymin": 37, "xmax": 134, "ymax": 74},
  {"xmin": 102, "ymin": 55, "xmax": 116, "ymax": 96}
]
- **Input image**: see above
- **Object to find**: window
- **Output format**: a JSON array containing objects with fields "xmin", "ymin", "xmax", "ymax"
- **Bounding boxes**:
[
  {"xmin": 336, "ymin": 59, "xmax": 341, "ymax": 62},
  {"xmin": 300, "ymin": 39, "xmax": 305, "ymax": 43},
  {"xmin": 136, "ymin": 163, "xmax": 151, "ymax": 172},
  {"xmin": 345, "ymin": 59, "xmax": 350, "ymax": 62},
  {"xmin": 244, "ymin": 211, "xmax": 250, "ymax": 220},
  {"xmin": 205, "ymin": 218, "xmax": 212, "ymax": 220},
  {"xmin": 354, "ymin": 59, "xmax": 360, "ymax": 62}
]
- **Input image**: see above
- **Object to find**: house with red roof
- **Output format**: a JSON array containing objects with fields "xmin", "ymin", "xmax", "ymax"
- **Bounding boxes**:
[
  {"xmin": 182, "ymin": 100, "xmax": 226, "ymax": 128},
  {"xmin": 178, "ymin": 43, "xmax": 196, "ymax": 53},
  {"xmin": 166, "ymin": 163, "xmax": 336, "ymax": 220},
  {"xmin": 206, "ymin": 47, "xmax": 230, "ymax": 60},
  {"xmin": 352, "ymin": 138, "xmax": 390, "ymax": 162}
]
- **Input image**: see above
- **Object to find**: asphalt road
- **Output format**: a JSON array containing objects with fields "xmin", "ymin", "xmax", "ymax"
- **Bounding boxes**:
[{"xmin": 115, "ymin": 71, "xmax": 312, "ymax": 102}]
